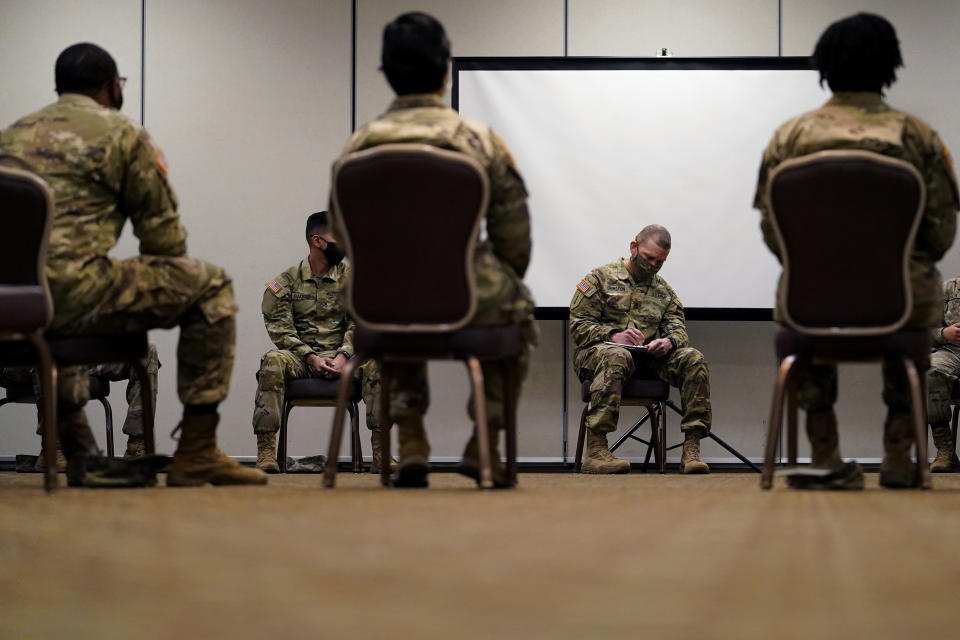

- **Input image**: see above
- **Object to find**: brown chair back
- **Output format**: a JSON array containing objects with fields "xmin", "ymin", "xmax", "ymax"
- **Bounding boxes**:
[
  {"xmin": 331, "ymin": 143, "xmax": 489, "ymax": 332},
  {"xmin": 0, "ymin": 166, "xmax": 54, "ymax": 332},
  {"xmin": 767, "ymin": 150, "xmax": 924, "ymax": 335}
]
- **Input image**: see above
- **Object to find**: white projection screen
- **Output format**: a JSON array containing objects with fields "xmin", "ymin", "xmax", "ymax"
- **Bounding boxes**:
[{"xmin": 453, "ymin": 58, "xmax": 828, "ymax": 317}]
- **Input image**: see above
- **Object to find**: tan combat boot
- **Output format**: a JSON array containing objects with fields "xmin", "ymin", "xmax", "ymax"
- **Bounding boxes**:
[
  {"xmin": 393, "ymin": 415, "xmax": 430, "ymax": 488},
  {"xmin": 456, "ymin": 430, "xmax": 510, "ymax": 488},
  {"xmin": 34, "ymin": 442, "xmax": 67, "ymax": 472},
  {"xmin": 57, "ymin": 410, "xmax": 101, "ymax": 487},
  {"xmin": 123, "ymin": 435, "xmax": 146, "ymax": 460},
  {"xmin": 581, "ymin": 429, "xmax": 630, "ymax": 474},
  {"xmin": 880, "ymin": 414, "xmax": 917, "ymax": 489},
  {"xmin": 255, "ymin": 432, "xmax": 280, "ymax": 473},
  {"xmin": 167, "ymin": 414, "xmax": 268, "ymax": 486},
  {"xmin": 930, "ymin": 422, "xmax": 960, "ymax": 473},
  {"xmin": 680, "ymin": 431, "xmax": 710, "ymax": 474},
  {"xmin": 789, "ymin": 409, "xmax": 863, "ymax": 490},
  {"xmin": 369, "ymin": 427, "xmax": 397, "ymax": 474}
]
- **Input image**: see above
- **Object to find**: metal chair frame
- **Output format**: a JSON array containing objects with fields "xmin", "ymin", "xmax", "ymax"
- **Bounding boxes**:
[
  {"xmin": 277, "ymin": 386, "xmax": 363, "ymax": 473},
  {"xmin": 0, "ymin": 375, "xmax": 117, "ymax": 456},
  {"xmin": 575, "ymin": 384, "xmax": 668, "ymax": 473}
]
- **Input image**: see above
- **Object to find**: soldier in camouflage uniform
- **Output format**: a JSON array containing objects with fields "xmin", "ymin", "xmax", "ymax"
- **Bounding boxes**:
[
  {"xmin": 0, "ymin": 343, "xmax": 160, "ymax": 466},
  {"xmin": 332, "ymin": 12, "xmax": 537, "ymax": 488},
  {"xmin": 926, "ymin": 278, "xmax": 960, "ymax": 472},
  {"xmin": 754, "ymin": 14, "xmax": 959, "ymax": 489},
  {"xmin": 0, "ymin": 43, "xmax": 265, "ymax": 487},
  {"xmin": 253, "ymin": 211, "xmax": 385, "ymax": 473},
  {"xmin": 571, "ymin": 225, "xmax": 711, "ymax": 475}
]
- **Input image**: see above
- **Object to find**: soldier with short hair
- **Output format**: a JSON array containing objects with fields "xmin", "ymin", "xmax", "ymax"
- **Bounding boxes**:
[
  {"xmin": 333, "ymin": 12, "xmax": 538, "ymax": 488},
  {"xmin": 754, "ymin": 13, "xmax": 959, "ymax": 488},
  {"xmin": 0, "ymin": 42, "xmax": 266, "ymax": 487},
  {"xmin": 926, "ymin": 278, "xmax": 960, "ymax": 472},
  {"xmin": 570, "ymin": 225, "xmax": 712, "ymax": 475},
  {"xmin": 252, "ymin": 211, "xmax": 384, "ymax": 473}
]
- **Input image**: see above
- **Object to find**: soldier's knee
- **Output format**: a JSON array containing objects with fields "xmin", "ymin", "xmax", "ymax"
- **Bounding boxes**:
[{"xmin": 599, "ymin": 347, "xmax": 634, "ymax": 375}]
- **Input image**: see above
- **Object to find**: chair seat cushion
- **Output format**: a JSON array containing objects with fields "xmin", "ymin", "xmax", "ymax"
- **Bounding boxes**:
[
  {"xmin": 775, "ymin": 327, "xmax": 930, "ymax": 361},
  {"xmin": 0, "ymin": 287, "xmax": 51, "ymax": 330},
  {"xmin": 286, "ymin": 377, "xmax": 361, "ymax": 402},
  {"xmin": 581, "ymin": 377, "xmax": 670, "ymax": 402},
  {"xmin": 355, "ymin": 325, "xmax": 523, "ymax": 360},
  {"xmin": 47, "ymin": 333, "xmax": 149, "ymax": 366}
]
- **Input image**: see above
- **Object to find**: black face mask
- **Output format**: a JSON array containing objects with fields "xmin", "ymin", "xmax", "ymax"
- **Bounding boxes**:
[{"xmin": 321, "ymin": 241, "xmax": 345, "ymax": 267}]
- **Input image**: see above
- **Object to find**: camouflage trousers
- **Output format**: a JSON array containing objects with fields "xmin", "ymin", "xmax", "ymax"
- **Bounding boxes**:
[
  {"xmin": 576, "ymin": 343, "xmax": 712, "ymax": 435},
  {"xmin": 50, "ymin": 255, "xmax": 237, "ymax": 411},
  {"xmin": 0, "ymin": 343, "xmax": 159, "ymax": 436},
  {"xmin": 384, "ymin": 248, "xmax": 538, "ymax": 431},
  {"xmin": 252, "ymin": 349, "xmax": 381, "ymax": 434},
  {"xmin": 926, "ymin": 346, "xmax": 960, "ymax": 423},
  {"xmin": 792, "ymin": 355, "xmax": 930, "ymax": 415}
]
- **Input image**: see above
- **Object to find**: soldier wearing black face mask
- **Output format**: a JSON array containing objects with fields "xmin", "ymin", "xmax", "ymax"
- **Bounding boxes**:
[{"xmin": 251, "ymin": 211, "xmax": 386, "ymax": 473}]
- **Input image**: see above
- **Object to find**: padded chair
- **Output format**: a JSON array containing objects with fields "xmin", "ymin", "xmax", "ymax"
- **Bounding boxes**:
[
  {"xmin": 0, "ymin": 374, "xmax": 118, "ymax": 456},
  {"xmin": 0, "ymin": 166, "xmax": 59, "ymax": 492},
  {"xmin": 946, "ymin": 382, "xmax": 960, "ymax": 464},
  {"xmin": 0, "ymin": 166, "xmax": 156, "ymax": 492},
  {"xmin": 323, "ymin": 143, "xmax": 523, "ymax": 490},
  {"xmin": 277, "ymin": 377, "xmax": 363, "ymax": 473},
  {"xmin": 575, "ymin": 377, "xmax": 670, "ymax": 473},
  {"xmin": 761, "ymin": 150, "xmax": 930, "ymax": 490}
]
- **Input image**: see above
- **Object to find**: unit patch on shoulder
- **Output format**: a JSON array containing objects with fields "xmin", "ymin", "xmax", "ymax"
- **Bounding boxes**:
[
  {"xmin": 577, "ymin": 279, "xmax": 597, "ymax": 297},
  {"xmin": 156, "ymin": 149, "xmax": 169, "ymax": 175}
]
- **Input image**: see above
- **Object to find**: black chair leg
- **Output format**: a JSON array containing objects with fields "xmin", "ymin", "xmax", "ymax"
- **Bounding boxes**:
[
  {"xmin": 379, "ymin": 361, "xmax": 391, "ymax": 487},
  {"xmin": 131, "ymin": 360, "xmax": 154, "ymax": 456},
  {"xmin": 97, "ymin": 397, "xmax": 114, "ymax": 458},
  {"xmin": 574, "ymin": 403, "xmax": 588, "ymax": 473},
  {"xmin": 762, "ymin": 355, "xmax": 796, "ymax": 489},
  {"xmin": 323, "ymin": 355, "xmax": 362, "ymax": 488},
  {"xmin": 348, "ymin": 401, "xmax": 362, "ymax": 473},
  {"xmin": 278, "ymin": 402, "xmax": 292, "ymax": 473}
]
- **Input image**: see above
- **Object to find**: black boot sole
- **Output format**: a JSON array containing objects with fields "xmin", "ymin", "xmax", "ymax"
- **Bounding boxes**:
[{"xmin": 392, "ymin": 455, "xmax": 430, "ymax": 488}]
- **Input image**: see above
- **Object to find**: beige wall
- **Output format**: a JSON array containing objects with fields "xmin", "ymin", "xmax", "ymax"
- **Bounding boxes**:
[{"xmin": 3, "ymin": 0, "xmax": 959, "ymax": 463}]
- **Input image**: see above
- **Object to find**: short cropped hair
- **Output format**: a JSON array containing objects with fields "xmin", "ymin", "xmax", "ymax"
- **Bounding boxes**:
[
  {"xmin": 381, "ymin": 12, "xmax": 450, "ymax": 96},
  {"xmin": 636, "ymin": 225, "xmax": 671, "ymax": 250},
  {"xmin": 55, "ymin": 43, "xmax": 118, "ymax": 95},
  {"xmin": 812, "ymin": 13, "xmax": 903, "ymax": 94},
  {"xmin": 305, "ymin": 211, "xmax": 330, "ymax": 243}
]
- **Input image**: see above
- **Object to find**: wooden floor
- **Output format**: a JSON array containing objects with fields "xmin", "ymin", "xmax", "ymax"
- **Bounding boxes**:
[{"xmin": 1, "ymin": 470, "xmax": 959, "ymax": 639}]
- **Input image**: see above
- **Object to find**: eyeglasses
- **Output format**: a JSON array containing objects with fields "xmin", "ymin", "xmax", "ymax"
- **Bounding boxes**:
[{"xmin": 118, "ymin": 76, "xmax": 127, "ymax": 89}]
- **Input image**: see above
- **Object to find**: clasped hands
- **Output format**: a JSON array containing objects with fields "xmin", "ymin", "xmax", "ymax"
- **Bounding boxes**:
[
  {"xmin": 306, "ymin": 352, "xmax": 348, "ymax": 379},
  {"xmin": 944, "ymin": 323, "xmax": 960, "ymax": 345},
  {"xmin": 610, "ymin": 328, "xmax": 672, "ymax": 358}
]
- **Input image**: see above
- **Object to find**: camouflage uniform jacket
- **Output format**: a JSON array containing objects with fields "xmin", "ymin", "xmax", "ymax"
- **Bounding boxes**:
[
  {"xmin": 336, "ymin": 94, "xmax": 531, "ymax": 281},
  {"xmin": 262, "ymin": 259, "xmax": 354, "ymax": 361},
  {"xmin": 932, "ymin": 278, "xmax": 960, "ymax": 350},
  {"xmin": 570, "ymin": 259, "xmax": 689, "ymax": 362},
  {"xmin": 0, "ymin": 94, "xmax": 186, "ymax": 319},
  {"xmin": 754, "ymin": 92, "xmax": 960, "ymax": 327}
]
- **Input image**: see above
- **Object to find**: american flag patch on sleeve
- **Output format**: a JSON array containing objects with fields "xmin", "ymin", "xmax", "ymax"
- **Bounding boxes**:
[
  {"xmin": 268, "ymin": 280, "xmax": 282, "ymax": 293},
  {"xmin": 577, "ymin": 280, "xmax": 590, "ymax": 293}
]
